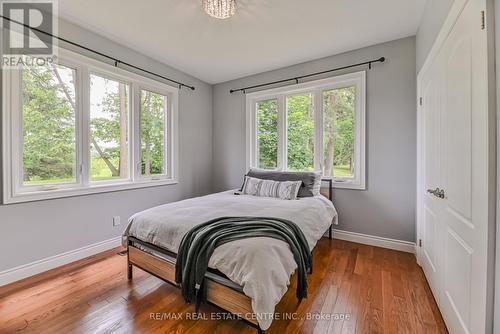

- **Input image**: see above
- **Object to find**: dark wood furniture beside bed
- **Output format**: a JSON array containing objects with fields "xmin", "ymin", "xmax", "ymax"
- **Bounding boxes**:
[{"xmin": 126, "ymin": 179, "xmax": 334, "ymax": 334}]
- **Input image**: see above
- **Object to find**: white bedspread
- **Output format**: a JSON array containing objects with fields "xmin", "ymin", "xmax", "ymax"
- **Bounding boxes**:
[{"xmin": 123, "ymin": 190, "xmax": 337, "ymax": 330}]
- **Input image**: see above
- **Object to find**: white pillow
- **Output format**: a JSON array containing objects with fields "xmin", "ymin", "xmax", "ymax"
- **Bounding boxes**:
[
  {"xmin": 312, "ymin": 171, "xmax": 322, "ymax": 196},
  {"xmin": 241, "ymin": 176, "xmax": 302, "ymax": 200}
]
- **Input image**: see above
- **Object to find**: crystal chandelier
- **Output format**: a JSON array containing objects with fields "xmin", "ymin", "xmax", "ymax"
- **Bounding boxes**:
[{"xmin": 203, "ymin": 0, "xmax": 236, "ymax": 19}]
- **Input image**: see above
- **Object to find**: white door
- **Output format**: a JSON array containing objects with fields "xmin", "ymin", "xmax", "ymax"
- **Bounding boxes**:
[
  {"xmin": 439, "ymin": 0, "xmax": 489, "ymax": 332},
  {"xmin": 420, "ymin": 57, "xmax": 443, "ymax": 304},
  {"xmin": 418, "ymin": 0, "xmax": 491, "ymax": 333}
]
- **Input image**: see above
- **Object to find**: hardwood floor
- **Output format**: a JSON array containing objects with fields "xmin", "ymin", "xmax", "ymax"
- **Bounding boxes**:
[{"xmin": 0, "ymin": 239, "xmax": 447, "ymax": 334}]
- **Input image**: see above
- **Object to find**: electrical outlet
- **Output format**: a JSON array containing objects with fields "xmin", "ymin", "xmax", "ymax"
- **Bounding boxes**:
[{"xmin": 112, "ymin": 216, "xmax": 121, "ymax": 227}]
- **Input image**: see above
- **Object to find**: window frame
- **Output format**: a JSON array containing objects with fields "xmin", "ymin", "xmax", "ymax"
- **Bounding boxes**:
[
  {"xmin": 254, "ymin": 98, "xmax": 280, "ymax": 170},
  {"xmin": 137, "ymin": 85, "xmax": 172, "ymax": 180},
  {"xmin": 246, "ymin": 71, "xmax": 366, "ymax": 190},
  {"xmin": 2, "ymin": 47, "xmax": 179, "ymax": 204},
  {"xmin": 87, "ymin": 69, "xmax": 133, "ymax": 185},
  {"xmin": 13, "ymin": 58, "xmax": 83, "ymax": 193}
]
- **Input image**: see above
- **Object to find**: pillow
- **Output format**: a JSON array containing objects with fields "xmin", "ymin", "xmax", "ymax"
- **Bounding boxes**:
[
  {"xmin": 241, "ymin": 176, "xmax": 302, "ymax": 200},
  {"xmin": 311, "ymin": 171, "xmax": 322, "ymax": 196},
  {"xmin": 242, "ymin": 168, "xmax": 322, "ymax": 197}
]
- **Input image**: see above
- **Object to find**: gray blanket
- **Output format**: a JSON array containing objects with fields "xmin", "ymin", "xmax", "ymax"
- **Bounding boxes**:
[{"xmin": 174, "ymin": 216, "xmax": 312, "ymax": 311}]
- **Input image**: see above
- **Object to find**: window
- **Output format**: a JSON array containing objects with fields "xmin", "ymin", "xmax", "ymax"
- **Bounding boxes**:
[
  {"xmin": 287, "ymin": 93, "xmax": 315, "ymax": 171},
  {"xmin": 246, "ymin": 72, "xmax": 365, "ymax": 189},
  {"xmin": 3, "ymin": 48, "xmax": 179, "ymax": 203},
  {"xmin": 256, "ymin": 99, "xmax": 278, "ymax": 169},
  {"xmin": 90, "ymin": 74, "xmax": 129, "ymax": 182},
  {"xmin": 22, "ymin": 61, "xmax": 77, "ymax": 186},
  {"xmin": 323, "ymin": 86, "xmax": 356, "ymax": 179},
  {"xmin": 140, "ymin": 90, "xmax": 167, "ymax": 177}
]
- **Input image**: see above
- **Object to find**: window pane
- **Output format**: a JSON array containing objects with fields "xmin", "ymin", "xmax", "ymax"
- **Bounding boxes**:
[
  {"xmin": 287, "ymin": 93, "xmax": 314, "ymax": 171},
  {"xmin": 140, "ymin": 90, "xmax": 166, "ymax": 176},
  {"xmin": 90, "ymin": 74, "xmax": 129, "ymax": 181},
  {"xmin": 257, "ymin": 99, "xmax": 278, "ymax": 169},
  {"xmin": 323, "ymin": 86, "xmax": 356, "ymax": 178},
  {"xmin": 22, "ymin": 62, "xmax": 77, "ymax": 185}
]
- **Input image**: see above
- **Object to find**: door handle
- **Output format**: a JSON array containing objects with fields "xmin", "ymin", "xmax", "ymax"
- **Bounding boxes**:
[{"xmin": 427, "ymin": 188, "xmax": 445, "ymax": 199}]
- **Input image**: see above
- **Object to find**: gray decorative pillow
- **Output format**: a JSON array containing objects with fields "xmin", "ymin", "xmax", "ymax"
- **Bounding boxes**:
[
  {"xmin": 242, "ymin": 168, "xmax": 322, "ymax": 197},
  {"xmin": 241, "ymin": 176, "xmax": 302, "ymax": 200}
]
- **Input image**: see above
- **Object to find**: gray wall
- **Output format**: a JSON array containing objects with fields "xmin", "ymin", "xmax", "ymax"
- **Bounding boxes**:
[
  {"xmin": 212, "ymin": 37, "xmax": 417, "ymax": 242},
  {"xmin": 0, "ymin": 19, "xmax": 213, "ymax": 271},
  {"xmin": 416, "ymin": 0, "xmax": 454, "ymax": 72},
  {"xmin": 494, "ymin": 0, "xmax": 500, "ymax": 332}
]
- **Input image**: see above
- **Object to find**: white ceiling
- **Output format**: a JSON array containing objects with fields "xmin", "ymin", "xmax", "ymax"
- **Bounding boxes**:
[{"xmin": 59, "ymin": 0, "xmax": 426, "ymax": 84}]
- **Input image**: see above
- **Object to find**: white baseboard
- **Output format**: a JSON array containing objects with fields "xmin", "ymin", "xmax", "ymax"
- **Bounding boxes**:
[
  {"xmin": 1, "ymin": 230, "xmax": 415, "ymax": 287},
  {"xmin": 0, "ymin": 236, "xmax": 122, "ymax": 287},
  {"xmin": 332, "ymin": 228, "xmax": 416, "ymax": 254}
]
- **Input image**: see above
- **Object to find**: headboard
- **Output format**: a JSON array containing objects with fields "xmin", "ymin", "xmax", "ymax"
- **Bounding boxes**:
[{"xmin": 320, "ymin": 179, "xmax": 333, "ymax": 202}]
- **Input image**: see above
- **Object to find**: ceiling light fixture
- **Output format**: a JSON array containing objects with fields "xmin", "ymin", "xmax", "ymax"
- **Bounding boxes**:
[{"xmin": 202, "ymin": 0, "xmax": 236, "ymax": 19}]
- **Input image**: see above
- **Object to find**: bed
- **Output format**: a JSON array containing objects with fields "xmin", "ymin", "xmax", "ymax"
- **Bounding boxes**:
[{"xmin": 123, "ymin": 179, "xmax": 337, "ymax": 333}]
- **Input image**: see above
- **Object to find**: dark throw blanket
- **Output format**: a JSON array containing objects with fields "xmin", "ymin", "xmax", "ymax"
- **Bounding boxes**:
[{"xmin": 175, "ymin": 216, "xmax": 312, "ymax": 311}]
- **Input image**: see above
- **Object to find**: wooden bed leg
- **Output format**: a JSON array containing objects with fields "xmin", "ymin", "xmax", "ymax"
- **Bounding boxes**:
[
  {"xmin": 127, "ymin": 263, "xmax": 133, "ymax": 279},
  {"xmin": 127, "ymin": 240, "xmax": 133, "ymax": 280},
  {"xmin": 329, "ymin": 224, "xmax": 333, "ymax": 240}
]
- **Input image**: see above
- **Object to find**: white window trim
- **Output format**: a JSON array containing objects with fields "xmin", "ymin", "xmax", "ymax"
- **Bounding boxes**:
[
  {"xmin": 2, "ymin": 47, "xmax": 179, "ymax": 204},
  {"xmin": 246, "ymin": 71, "xmax": 366, "ymax": 190}
]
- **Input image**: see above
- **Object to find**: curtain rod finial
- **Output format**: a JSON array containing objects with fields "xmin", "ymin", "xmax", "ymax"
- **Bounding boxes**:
[{"xmin": 379, "ymin": 57, "xmax": 386, "ymax": 62}]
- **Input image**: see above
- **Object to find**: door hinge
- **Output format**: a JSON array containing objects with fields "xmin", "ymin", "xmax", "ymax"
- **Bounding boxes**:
[
  {"xmin": 481, "ymin": 11, "xmax": 485, "ymax": 30},
  {"xmin": 419, "ymin": 239, "xmax": 422, "ymax": 247},
  {"xmin": 419, "ymin": 97, "xmax": 423, "ymax": 106}
]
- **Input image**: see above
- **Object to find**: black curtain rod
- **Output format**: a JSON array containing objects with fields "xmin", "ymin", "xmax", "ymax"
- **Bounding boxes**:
[
  {"xmin": 0, "ymin": 15, "xmax": 195, "ymax": 91},
  {"xmin": 230, "ymin": 57, "xmax": 385, "ymax": 94}
]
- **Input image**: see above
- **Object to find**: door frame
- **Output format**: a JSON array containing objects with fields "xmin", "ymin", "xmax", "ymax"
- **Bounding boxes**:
[{"xmin": 416, "ymin": 0, "xmax": 496, "ymax": 332}]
